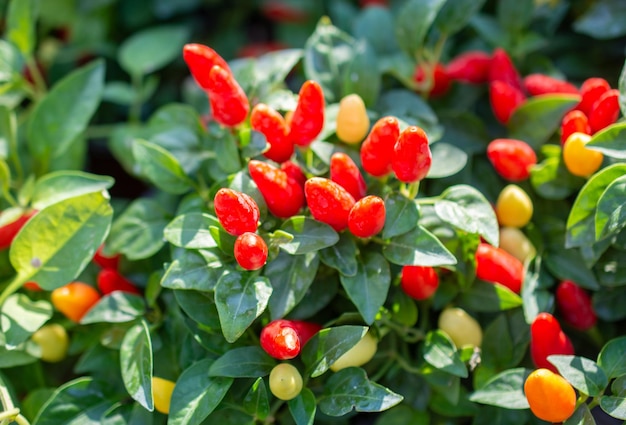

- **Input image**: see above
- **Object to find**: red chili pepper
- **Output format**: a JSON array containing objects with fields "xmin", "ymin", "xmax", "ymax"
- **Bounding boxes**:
[
  {"xmin": 522, "ymin": 74, "xmax": 579, "ymax": 96},
  {"xmin": 348, "ymin": 195, "xmax": 386, "ymax": 238},
  {"xmin": 206, "ymin": 65, "xmax": 249, "ymax": 127},
  {"xmin": 288, "ymin": 80, "xmax": 325, "ymax": 147},
  {"xmin": 260, "ymin": 319, "xmax": 322, "ymax": 360},
  {"xmin": 475, "ymin": 242, "xmax": 525, "ymax": 294},
  {"xmin": 97, "ymin": 269, "xmax": 141, "ymax": 296},
  {"xmin": 248, "ymin": 160, "xmax": 305, "ymax": 218},
  {"xmin": 576, "ymin": 77, "xmax": 611, "ymax": 116},
  {"xmin": 560, "ymin": 110, "xmax": 591, "ymax": 145},
  {"xmin": 213, "ymin": 188, "xmax": 260, "ymax": 236},
  {"xmin": 304, "ymin": 177, "xmax": 356, "ymax": 232},
  {"xmin": 486, "ymin": 138, "xmax": 537, "ymax": 181},
  {"xmin": 183, "ymin": 43, "xmax": 231, "ymax": 91},
  {"xmin": 392, "ymin": 126, "xmax": 432, "ymax": 183},
  {"xmin": 400, "ymin": 265, "xmax": 439, "ymax": 300},
  {"xmin": 24, "ymin": 281, "xmax": 42, "ymax": 291},
  {"xmin": 530, "ymin": 312, "xmax": 575, "ymax": 373},
  {"xmin": 0, "ymin": 210, "xmax": 37, "ymax": 250},
  {"xmin": 588, "ymin": 89, "xmax": 620, "ymax": 133},
  {"xmin": 93, "ymin": 245, "xmax": 121, "ymax": 270},
  {"xmin": 330, "ymin": 152, "xmax": 367, "ymax": 201},
  {"xmin": 234, "ymin": 232, "xmax": 268, "ymax": 271},
  {"xmin": 556, "ymin": 280, "xmax": 597, "ymax": 330},
  {"xmin": 445, "ymin": 50, "xmax": 491, "ymax": 84},
  {"xmin": 414, "ymin": 63, "xmax": 451, "ymax": 97},
  {"xmin": 280, "ymin": 160, "xmax": 307, "ymax": 189},
  {"xmin": 360, "ymin": 116, "xmax": 400, "ymax": 177},
  {"xmin": 489, "ymin": 81, "xmax": 526, "ymax": 124},
  {"xmin": 488, "ymin": 48, "xmax": 524, "ymax": 93},
  {"xmin": 250, "ymin": 103, "xmax": 293, "ymax": 163}
]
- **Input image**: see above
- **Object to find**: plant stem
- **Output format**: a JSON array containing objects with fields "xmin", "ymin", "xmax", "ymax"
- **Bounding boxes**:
[
  {"xmin": 0, "ymin": 275, "xmax": 26, "ymax": 308},
  {"xmin": 25, "ymin": 58, "xmax": 47, "ymax": 97},
  {"xmin": 129, "ymin": 73, "xmax": 144, "ymax": 124}
]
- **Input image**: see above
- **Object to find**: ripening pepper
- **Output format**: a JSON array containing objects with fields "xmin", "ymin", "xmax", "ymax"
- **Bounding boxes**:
[{"xmin": 530, "ymin": 312, "xmax": 574, "ymax": 373}]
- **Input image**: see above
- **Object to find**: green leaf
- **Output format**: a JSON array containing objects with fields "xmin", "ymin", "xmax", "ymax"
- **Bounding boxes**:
[
  {"xmin": 573, "ymin": 0, "xmax": 626, "ymax": 39},
  {"xmin": 120, "ymin": 320, "xmax": 153, "ymax": 411},
  {"xmin": 255, "ymin": 49, "xmax": 304, "ymax": 88},
  {"xmin": 0, "ymin": 345, "xmax": 36, "ymax": 367},
  {"xmin": 530, "ymin": 153, "xmax": 585, "ymax": 200},
  {"xmin": 395, "ymin": 0, "xmax": 447, "ymax": 56},
  {"xmin": 214, "ymin": 271, "xmax": 272, "ymax": 343},
  {"xmin": 434, "ymin": 184, "xmax": 499, "ymax": 246},
  {"xmin": 423, "ymin": 330, "xmax": 468, "ymax": 378},
  {"xmin": 481, "ymin": 310, "xmax": 530, "ymax": 370},
  {"xmin": 10, "ymin": 192, "xmax": 113, "ymax": 290},
  {"xmin": 208, "ymin": 346, "xmax": 275, "ymax": 378},
  {"xmin": 564, "ymin": 403, "xmax": 596, "ymax": 425},
  {"xmin": 469, "ymin": 368, "xmax": 531, "ymax": 409},
  {"xmin": 600, "ymin": 396, "xmax": 626, "ymax": 420},
  {"xmin": 377, "ymin": 90, "xmax": 440, "ymax": 139},
  {"xmin": 548, "ymin": 355, "xmax": 608, "ymax": 397},
  {"xmin": 339, "ymin": 252, "xmax": 390, "ymax": 325},
  {"xmin": 169, "ymin": 359, "xmax": 233, "ymax": 425},
  {"xmin": 174, "ymin": 290, "xmax": 221, "ymax": 329},
  {"xmin": 301, "ymin": 325, "xmax": 368, "ymax": 378},
  {"xmin": 319, "ymin": 367, "xmax": 403, "ymax": 416},
  {"xmin": 383, "ymin": 193, "xmax": 419, "ymax": 239},
  {"xmin": 7, "ymin": 0, "xmax": 37, "ymax": 56},
  {"xmin": 383, "ymin": 225, "xmax": 457, "ymax": 267},
  {"xmin": 521, "ymin": 258, "xmax": 553, "ymax": 324},
  {"xmin": 265, "ymin": 251, "xmax": 319, "ymax": 320},
  {"xmin": 544, "ymin": 244, "xmax": 599, "ymax": 290},
  {"xmin": 243, "ymin": 378, "xmax": 270, "ymax": 421},
  {"xmin": 566, "ymin": 164, "xmax": 626, "ymax": 248},
  {"xmin": 0, "ymin": 294, "xmax": 52, "ymax": 349},
  {"xmin": 353, "ymin": 6, "xmax": 400, "ymax": 56},
  {"xmin": 587, "ymin": 123, "xmax": 626, "ymax": 159},
  {"xmin": 27, "ymin": 60, "xmax": 105, "ymax": 161},
  {"xmin": 594, "ymin": 287, "xmax": 626, "ymax": 321},
  {"xmin": 597, "ymin": 336, "xmax": 626, "ymax": 379},
  {"xmin": 33, "ymin": 378, "xmax": 117, "ymax": 425},
  {"xmin": 341, "ymin": 39, "xmax": 381, "ymax": 107},
  {"xmin": 0, "ymin": 105, "xmax": 17, "ymax": 161},
  {"xmin": 458, "ymin": 280, "xmax": 523, "ymax": 312},
  {"xmin": 118, "ymin": 25, "xmax": 188, "ymax": 76},
  {"xmin": 280, "ymin": 217, "xmax": 339, "ymax": 255},
  {"xmin": 508, "ymin": 94, "xmax": 581, "ymax": 149},
  {"xmin": 496, "ymin": 0, "xmax": 534, "ymax": 33},
  {"xmin": 288, "ymin": 388, "xmax": 316, "ymax": 425},
  {"xmin": 107, "ymin": 198, "xmax": 171, "ymax": 260},
  {"xmin": 161, "ymin": 249, "xmax": 227, "ymax": 292},
  {"xmin": 132, "ymin": 139, "xmax": 192, "ymax": 195},
  {"xmin": 319, "ymin": 233, "xmax": 358, "ymax": 277},
  {"xmin": 427, "ymin": 143, "xmax": 468, "ymax": 179},
  {"xmin": 435, "ymin": 0, "xmax": 488, "ymax": 35},
  {"xmin": 595, "ymin": 175, "xmax": 626, "ymax": 239},
  {"xmin": 31, "ymin": 171, "xmax": 115, "ymax": 210},
  {"xmin": 80, "ymin": 293, "xmax": 146, "ymax": 325},
  {"xmin": 164, "ymin": 213, "xmax": 220, "ymax": 249}
]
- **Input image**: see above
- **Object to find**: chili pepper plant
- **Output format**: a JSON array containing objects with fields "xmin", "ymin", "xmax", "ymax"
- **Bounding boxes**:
[{"xmin": 1, "ymin": 0, "xmax": 626, "ymax": 424}]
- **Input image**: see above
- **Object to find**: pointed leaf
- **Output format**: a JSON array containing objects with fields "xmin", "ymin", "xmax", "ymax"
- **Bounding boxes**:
[
  {"xmin": 243, "ymin": 378, "xmax": 270, "ymax": 421},
  {"xmin": 319, "ymin": 233, "xmax": 358, "ymax": 276},
  {"xmin": 120, "ymin": 320, "xmax": 153, "ymax": 411},
  {"xmin": 383, "ymin": 193, "xmax": 419, "ymax": 239},
  {"xmin": 161, "ymin": 249, "xmax": 226, "ymax": 292},
  {"xmin": 80, "ymin": 292, "xmax": 146, "ymax": 325},
  {"xmin": 598, "ymin": 336, "xmax": 626, "ymax": 379},
  {"xmin": 31, "ymin": 171, "xmax": 115, "ymax": 210},
  {"xmin": 7, "ymin": 0, "xmax": 36, "ymax": 56},
  {"xmin": 208, "ymin": 346, "xmax": 276, "ymax": 378},
  {"xmin": 301, "ymin": 325, "xmax": 368, "ymax": 378},
  {"xmin": 396, "ymin": 0, "xmax": 447, "ymax": 56},
  {"xmin": 383, "ymin": 225, "xmax": 457, "ymax": 267},
  {"xmin": 587, "ymin": 123, "xmax": 626, "ymax": 159},
  {"xmin": 164, "ymin": 213, "xmax": 219, "ymax": 249},
  {"xmin": 280, "ymin": 217, "xmax": 339, "ymax": 255},
  {"xmin": 458, "ymin": 280, "xmax": 523, "ymax": 312},
  {"xmin": 132, "ymin": 139, "xmax": 192, "ymax": 194},
  {"xmin": 469, "ymin": 368, "xmax": 531, "ymax": 409},
  {"xmin": 600, "ymin": 396, "xmax": 626, "ymax": 420},
  {"xmin": 423, "ymin": 330, "xmax": 468, "ymax": 378},
  {"xmin": 548, "ymin": 355, "xmax": 608, "ymax": 397},
  {"xmin": 595, "ymin": 174, "xmax": 626, "ymax": 239},
  {"xmin": 0, "ymin": 294, "xmax": 52, "ymax": 348}
]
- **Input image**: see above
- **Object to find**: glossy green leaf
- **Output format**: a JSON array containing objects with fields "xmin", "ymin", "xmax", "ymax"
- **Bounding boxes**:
[
  {"xmin": 33, "ymin": 378, "xmax": 118, "ymax": 425},
  {"xmin": 280, "ymin": 216, "xmax": 339, "ymax": 255},
  {"xmin": 319, "ymin": 367, "xmax": 403, "ymax": 416},
  {"xmin": 544, "ymin": 244, "xmax": 600, "ymax": 290},
  {"xmin": 27, "ymin": 60, "xmax": 105, "ymax": 161},
  {"xmin": 80, "ymin": 293, "xmax": 146, "ymax": 325},
  {"xmin": 161, "ymin": 249, "xmax": 227, "ymax": 292},
  {"xmin": 587, "ymin": 123, "xmax": 626, "ymax": 159},
  {"xmin": 107, "ymin": 198, "xmax": 171, "ymax": 260},
  {"xmin": 163, "ymin": 213, "xmax": 219, "ymax": 249},
  {"xmin": 120, "ymin": 320, "xmax": 153, "ymax": 411},
  {"xmin": 0, "ymin": 40, "xmax": 24, "ymax": 83},
  {"xmin": 573, "ymin": 0, "xmax": 626, "ymax": 39},
  {"xmin": 10, "ymin": 192, "xmax": 112, "ymax": 290},
  {"xmin": 458, "ymin": 280, "xmax": 523, "ymax": 312},
  {"xmin": 481, "ymin": 310, "xmax": 530, "ymax": 370},
  {"xmin": 0, "ymin": 345, "xmax": 36, "ymax": 367},
  {"xmin": 301, "ymin": 325, "xmax": 368, "ymax": 378},
  {"xmin": 243, "ymin": 378, "xmax": 270, "ymax": 421},
  {"xmin": 31, "ymin": 171, "xmax": 115, "ymax": 210},
  {"xmin": 208, "ymin": 346, "xmax": 275, "ymax": 378},
  {"xmin": 594, "ymin": 287, "xmax": 626, "ymax": 321},
  {"xmin": 600, "ymin": 396, "xmax": 626, "ymax": 420},
  {"xmin": 319, "ymin": 232, "xmax": 358, "ymax": 276},
  {"xmin": 395, "ymin": 0, "xmax": 447, "ymax": 56},
  {"xmin": 169, "ymin": 359, "xmax": 233, "ymax": 425},
  {"xmin": 548, "ymin": 355, "xmax": 608, "ymax": 397},
  {"xmin": 0, "ymin": 294, "xmax": 52, "ymax": 349},
  {"xmin": 383, "ymin": 193, "xmax": 419, "ymax": 239},
  {"xmin": 287, "ymin": 388, "xmax": 316, "ymax": 425},
  {"xmin": 383, "ymin": 225, "xmax": 457, "ymax": 267},
  {"xmin": 435, "ymin": 0, "xmax": 487, "ymax": 35},
  {"xmin": 508, "ymin": 94, "xmax": 581, "ymax": 149},
  {"xmin": 174, "ymin": 290, "xmax": 221, "ymax": 330},
  {"xmin": 434, "ymin": 184, "xmax": 499, "ymax": 245},
  {"xmin": 531, "ymin": 154, "xmax": 585, "ymax": 200},
  {"xmin": 339, "ymin": 252, "xmax": 390, "ymax": 325},
  {"xmin": 469, "ymin": 368, "xmax": 531, "ymax": 409},
  {"xmin": 564, "ymin": 404, "xmax": 595, "ymax": 425},
  {"xmin": 118, "ymin": 25, "xmax": 188, "ymax": 76},
  {"xmin": 255, "ymin": 49, "xmax": 304, "ymax": 88},
  {"xmin": 423, "ymin": 330, "xmax": 468, "ymax": 378},
  {"xmin": 427, "ymin": 143, "xmax": 468, "ymax": 179},
  {"xmin": 265, "ymin": 250, "xmax": 319, "ymax": 320},
  {"xmin": 7, "ymin": 0, "xmax": 36, "ymax": 56},
  {"xmin": 132, "ymin": 139, "xmax": 192, "ymax": 195},
  {"xmin": 341, "ymin": 39, "xmax": 381, "ymax": 107},
  {"xmin": 595, "ymin": 175, "xmax": 626, "ymax": 240},
  {"xmin": 214, "ymin": 271, "xmax": 272, "ymax": 343},
  {"xmin": 597, "ymin": 336, "xmax": 626, "ymax": 379},
  {"xmin": 566, "ymin": 164, "xmax": 626, "ymax": 248},
  {"xmin": 353, "ymin": 6, "xmax": 400, "ymax": 55},
  {"xmin": 521, "ymin": 257, "xmax": 553, "ymax": 324}
]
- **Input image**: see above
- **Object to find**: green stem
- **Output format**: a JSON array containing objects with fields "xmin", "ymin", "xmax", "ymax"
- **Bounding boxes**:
[
  {"xmin": 129, "ymin": 73, "xmax": 144, "ymax": 124},
  {"xmin": 585, "ymin": 326, "xmax": 605, "ymax": 349},
  {"xmin": 264, "ymin": 399, "xmax": 286, "ymax": 425},
  {"xmin": 587, "ymin": 397, "xmax": 599, "ymax": 411},
  {"xmin": 25, "ymin": 58, "xmax": 47, "ymax": 97},
  {"xmin": 0, "ymin": 275, "xmax": 26, "ymax": 308},
  {"xmin": 394, "ymin": 353, "xmax": 422, "ymax": 375},
  {"xmin": 6, "ymin": 111, "xmax": 23, "ymax": 188}
]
